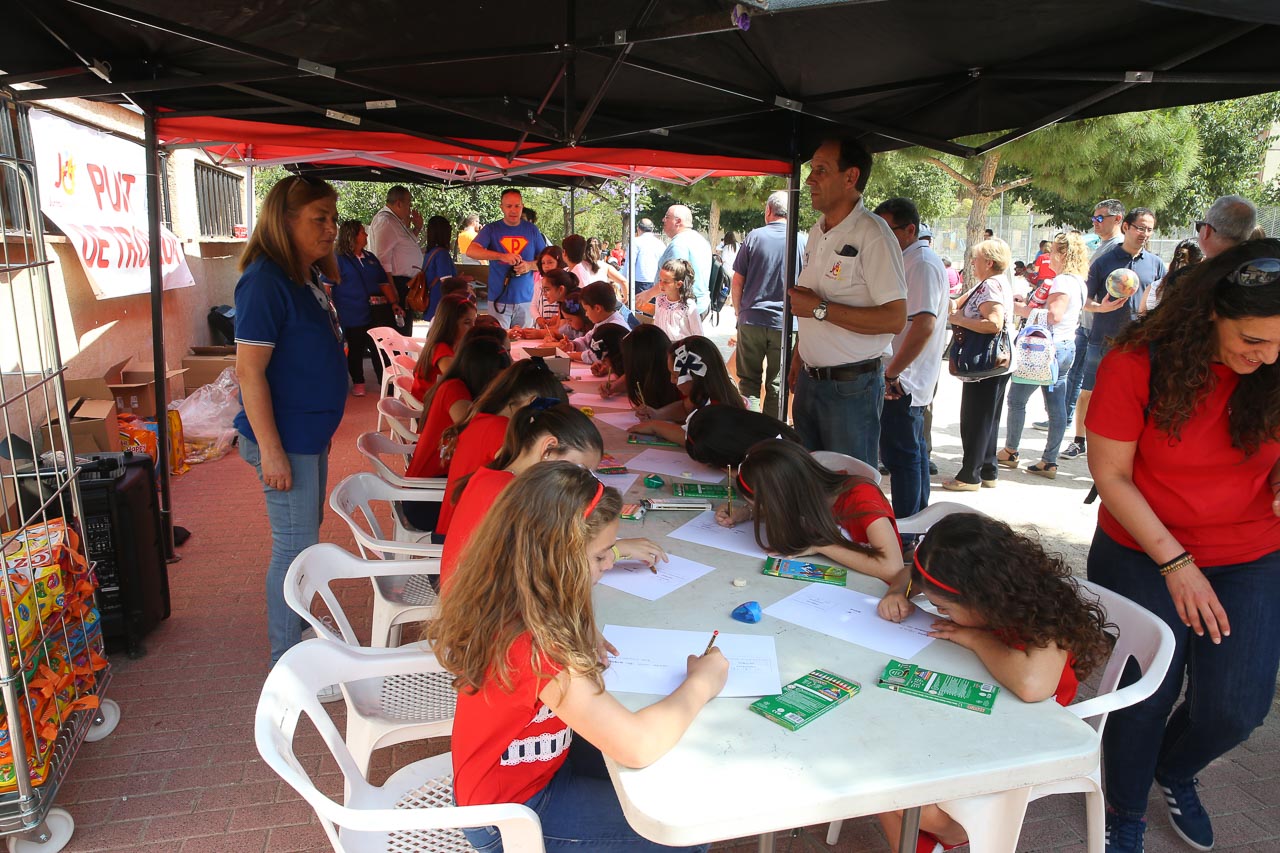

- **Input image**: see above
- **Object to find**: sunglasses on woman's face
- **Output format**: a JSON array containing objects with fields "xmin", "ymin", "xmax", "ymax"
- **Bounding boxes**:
[{"xmin": 1228, "ymin": 257, "xmax": 1280, "ymax": 288}]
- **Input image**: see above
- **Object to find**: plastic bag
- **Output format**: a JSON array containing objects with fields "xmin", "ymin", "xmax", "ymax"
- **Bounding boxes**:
[{"xmin": 173, "ymin": 366, "xmax": 240, "ymax": 463}]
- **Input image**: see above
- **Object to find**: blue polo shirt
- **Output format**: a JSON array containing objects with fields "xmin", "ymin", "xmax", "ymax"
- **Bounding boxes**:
[
  {"xmin": 733, "ymin": 221, "xmax": 808, "ymax": 329},
  {"xmin": 473, "ymin": 219, "xmax": 547, "ymax": 305},
  {"xmin": 420, "ymin": 246, "xmax": 458, "ymax": 320},
  {"xmin": 330, "ymin": 251, "xmax": 389, "ymax": 327},
  {"xmin": 233, "ymin": 256, "xmax": 348, "ymax": 455},
  {"xmin": 1086, "ymin": 243, "xmax": 1166, "ymax": 347}
]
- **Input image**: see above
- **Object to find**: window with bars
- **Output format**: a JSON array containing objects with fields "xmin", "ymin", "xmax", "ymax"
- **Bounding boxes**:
[{"xmin": 194, "ymin": 161, "xmax": 243, "ymax": 238}]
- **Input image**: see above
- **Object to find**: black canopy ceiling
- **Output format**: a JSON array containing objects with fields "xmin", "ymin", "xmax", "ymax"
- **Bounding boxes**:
[{"xmin": 3, "ymin": 0, "xmax": 1280, "ymax": 166}]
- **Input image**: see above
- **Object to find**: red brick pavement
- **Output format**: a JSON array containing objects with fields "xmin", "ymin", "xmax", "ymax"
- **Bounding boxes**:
[{"xmin": 48, "ymin": 392, "xmax": 1280, "ymax": 852}]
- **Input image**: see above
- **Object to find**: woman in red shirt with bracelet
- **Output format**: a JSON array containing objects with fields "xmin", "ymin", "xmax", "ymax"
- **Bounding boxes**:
[{"xmin": 1085, "ymin": 241, "xmax": 1280, "ymax": 853}]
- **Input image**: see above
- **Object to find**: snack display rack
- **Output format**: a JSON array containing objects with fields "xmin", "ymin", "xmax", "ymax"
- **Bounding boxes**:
[{"xmin": 0, "ymin": 94, "xmax": 119, "ymax": 852}]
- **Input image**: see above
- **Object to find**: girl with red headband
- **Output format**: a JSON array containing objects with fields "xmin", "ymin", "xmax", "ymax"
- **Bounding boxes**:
[
  {"xmin": 715, "ymin": 439, "xmax": 903, "ymax": 591},
  {"xmin": 429, "ymin": 461, "xmax": 726, "ymax": 852},
  {"xmin": 877, "ymin": 512, "xmax": 1112, "ymax": 853}
]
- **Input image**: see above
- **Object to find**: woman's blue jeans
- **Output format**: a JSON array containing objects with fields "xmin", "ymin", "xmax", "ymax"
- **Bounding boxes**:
[
  {"xmin": 461, "ymin": 738, "xmax": 708, "ymax": 852},
  {"xmin": 238, "ymin": 435, "xmax": 328, "ymax": 665},
  {"xmin": 1087, "ymin": 529, "xmax": 1280, "ymax": 819},
  {"xmin": 1004, "ymin": 341, "xmax": 1076, "ymax": 465}
]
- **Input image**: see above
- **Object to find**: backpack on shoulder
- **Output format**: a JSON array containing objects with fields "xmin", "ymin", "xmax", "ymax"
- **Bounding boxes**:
[{"xmin": 707, "ymin": 254, "xmax": 732, "ymax": 325}]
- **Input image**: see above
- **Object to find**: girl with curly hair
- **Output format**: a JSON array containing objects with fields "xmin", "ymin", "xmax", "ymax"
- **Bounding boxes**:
[
  {"xmin": 427, "ymin": 462, "xmax": 725, "ymax": 852},
  {"xmin": 715, "ymin": 439, "xmax": 904, "ymax": 588},
  {"xmin": 876, "ymin": 512, "xmax": 1112, "ymax": 852},
  {"xmin": 1085, "ymin": 238, "xmax": 1280, "ymax": 852}
]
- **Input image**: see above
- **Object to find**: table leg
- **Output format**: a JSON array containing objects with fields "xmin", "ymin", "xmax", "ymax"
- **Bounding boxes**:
[
  {"xmin": 756, "ymin": 832, "xmax": 774, "ymax": 853},
  {"xmin": 899, "ymin": 806, "xmax": 922, "ymax": 851}
]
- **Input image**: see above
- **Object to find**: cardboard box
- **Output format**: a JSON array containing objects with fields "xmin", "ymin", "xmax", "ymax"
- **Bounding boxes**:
[
  {"xmin": 181, "ymin": 355, "xmax": 237, "ymax": 393},
  {"xmin": 39, "ymin": 397, "xmax": 121, "ymax": 456},
  {"xmin": 65, "ymin": 359, "xmax": 186, "ymax": 418}
]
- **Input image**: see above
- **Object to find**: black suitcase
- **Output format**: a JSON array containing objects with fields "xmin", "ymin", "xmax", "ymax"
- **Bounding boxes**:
[{"xmin": 78, "ymin": 452, "xmax": 170, "ymax": 657}]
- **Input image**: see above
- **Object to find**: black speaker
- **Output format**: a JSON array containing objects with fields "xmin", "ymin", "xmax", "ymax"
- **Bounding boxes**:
[{"xmin": 78, "ymin": 452, "xmax": 170, "ymax": 657}]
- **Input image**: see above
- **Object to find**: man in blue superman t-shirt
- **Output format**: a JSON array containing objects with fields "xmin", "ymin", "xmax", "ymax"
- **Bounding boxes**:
[{"xmin": 465, "ymin": 188, "xmax": 548, "ymax": 329}]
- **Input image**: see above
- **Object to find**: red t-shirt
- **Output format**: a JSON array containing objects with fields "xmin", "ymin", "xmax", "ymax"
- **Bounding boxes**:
[
  {"xmin": 452, "ymin": 632, "xmax": 570, "ymax": 806},
  {"xmin": 833, "ymin": 481, "xmax": 898, "ymax": 544},
  {"xmin": 1086, "ymin": 346, "xmax": 1280, "ymax": 566},
  {"xmin": 407, "ymin": 379, "xmax": 470, "ymax": 479},
  {"xmin": 410, "ymin": 342, "xmax": 455, "ymax": 401},
  {"xmin": 438, "ymin": 413, "xmax": 510, "ymax": 536},
  {"xmin": 441, "ymin": 467, "xmax": 516, "ymax": 590}
]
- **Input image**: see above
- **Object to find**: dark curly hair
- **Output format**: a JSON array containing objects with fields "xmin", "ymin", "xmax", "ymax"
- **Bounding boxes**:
[
  {"xmin": 738, "ymin": 439, "xmax": 883, "ymax": 558},
  {"xmin": 913, "ymin": 514, "xmax": 1113, "ymax": 681},
  {"xmin": 1111, "ymin": 238, "xmax": 1280, "ymax": 455}
]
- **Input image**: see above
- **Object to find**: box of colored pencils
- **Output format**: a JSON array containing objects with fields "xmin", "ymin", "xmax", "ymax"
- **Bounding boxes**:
[
  {"xmin": 876, "ymin": 660, "xmax": 999, "ymax": 715},
  {"xmin": 597, "ymin": 454, "xmax": 628, "ymax": 475},
  {"xmin": 672, "ymin": 482, "xmax": 735, "ymax": 499},
  {"xmin": 643, "ymin": 498, "xmax": 711, "ymax": 511},
  {"xmin": 749, "ymin": 669, "xmax": 860, "ymax": 731},
  {"xmin": 627, "ymin": 434, "xmax": 680, "ymax": 448},
  {"xmin": 761, "ymin": 557, "xmax": 847, "ymax": 586},
  {"xmin": 620, "ymin": 503, "xmax": 648, "ymax": 521}
]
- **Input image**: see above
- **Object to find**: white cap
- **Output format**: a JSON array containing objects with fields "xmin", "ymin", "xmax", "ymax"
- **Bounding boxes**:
[{"xmin": 918, "ymin": 223, "xmax": 933, "ymax": 240}]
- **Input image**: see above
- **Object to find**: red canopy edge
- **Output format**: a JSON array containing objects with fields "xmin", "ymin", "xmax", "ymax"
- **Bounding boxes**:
[{"xmin": 156, "ymin": 116, "xmax": 790, "ymax": 183}]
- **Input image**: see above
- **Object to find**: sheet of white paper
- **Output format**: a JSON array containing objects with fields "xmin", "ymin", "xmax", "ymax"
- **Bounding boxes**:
[
  {"xmin": 594, "ymin": 409, "xmax": 641, "ymax": 431},
  {"xmin": 602, "ymin": 625, "xmax": 782, "ymax": 697},
  {"xmin": 568, "ymin": 390, "xmax": 627, "ymax": 408},
  {"xmin": 625, "ymin": 448, "xmax": 726, "ymax": 484},
  {"xmin": 668, "ymin": 509, "xmax": 769, "ymax": 559},
  {"xmin": 595, "ymin": 471, "xmax": 640, "ymax": 493},
  {"xmin": 598, "ymin": 554, "xmax": 718, "ymax": 601},
  {"xmin": 764, "ymin": 584, "xmax": 935, "ymax": 659}
]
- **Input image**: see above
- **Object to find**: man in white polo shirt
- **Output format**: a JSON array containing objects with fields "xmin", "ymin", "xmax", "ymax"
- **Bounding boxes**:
[{"xmin": 787, "ymin": 135, "xmax": 907, "ymax": 465}]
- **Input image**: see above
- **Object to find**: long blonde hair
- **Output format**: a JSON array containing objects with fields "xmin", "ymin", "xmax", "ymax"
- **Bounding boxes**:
[
  {"xmin": 427, "ymin": 461, "xmax": 622, "ymax": 694},
  {"xmin": 240, "ymin": 175, "xmax": 339, "ymax": 284},
  {"xmin": 1051, "ymin": 231, "xmax": 1089, "ymax": 279}
]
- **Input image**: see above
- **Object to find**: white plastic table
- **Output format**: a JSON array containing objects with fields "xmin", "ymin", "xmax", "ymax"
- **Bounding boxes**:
[{"xmin": 583, "ymin": 409, "xmax": 1098, "ymax": 852}]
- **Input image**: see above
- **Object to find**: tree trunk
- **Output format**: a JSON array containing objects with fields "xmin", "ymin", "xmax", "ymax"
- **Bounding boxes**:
[
  {"xmin": 961, "ymin": 151, "xmax": 1001, "ymax": 290},
  {"xmin": 708, "ymin": 198, "xmax": 722, "ymax": 249}
]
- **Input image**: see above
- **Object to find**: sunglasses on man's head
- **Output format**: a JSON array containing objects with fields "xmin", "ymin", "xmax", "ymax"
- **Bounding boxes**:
[{"xmin": 1227, "ymin": 257, "xmax": 1280, "ymax": 288}]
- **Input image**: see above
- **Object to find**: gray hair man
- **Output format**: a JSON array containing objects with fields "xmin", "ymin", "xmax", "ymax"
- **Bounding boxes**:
[
  {"xmin": 1197, "ymin": 195, "xmax": 1257, "ymax": 258},
  {"xmin": 367, "ymin": 185, "xmax": 424, "ymax": 335},
  {"xmin": 730, "ymin": 189, "xmax": 807, "ymax": 415},
  {"xmin": 657, "ymin": 205, "xmax": 713, "ymax": 313}
]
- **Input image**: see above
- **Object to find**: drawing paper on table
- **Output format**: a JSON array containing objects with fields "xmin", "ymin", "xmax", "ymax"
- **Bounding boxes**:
[
  {"xmin": 594, "ymin": 471, "xmax": 640, "ymax": 494},
  {"xmin": 764, "ymin": 584, "xmax": 935, "ymax": 659},
  {"xmin": 593, "ymin": 410, "xmax": 642, "ymax": 431},
  {"xmin": 668, "ymin": 510, "xmax": 769, "ymax": 559},
  {"xmin": 625, "ymin": 448, "xmax": 726, "ymax": 484},
  {"xmin": 568, "ymin": 390, "xmax": 627, "ymax": 408},
  {"xmin": 602, "ymin": 625, "xmax": 781, "ymax": 697},
  {"xmin": 598, "ymin": 554, "xmax": 717, "ymax": 601}
]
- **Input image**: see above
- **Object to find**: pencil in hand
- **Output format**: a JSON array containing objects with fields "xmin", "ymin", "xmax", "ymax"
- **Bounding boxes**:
[{"xmin": 702, "ymin": 630, "xmax": 719, "ymax": 656}]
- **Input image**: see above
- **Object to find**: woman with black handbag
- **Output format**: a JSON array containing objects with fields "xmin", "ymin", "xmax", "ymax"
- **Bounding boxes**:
[{"xmin": 944, "ymin": 238, "xmax": 1014, "ymax": 491}]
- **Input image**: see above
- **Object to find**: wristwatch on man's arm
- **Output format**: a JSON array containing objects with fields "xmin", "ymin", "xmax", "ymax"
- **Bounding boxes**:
[{"xmin": 812, "ymin": 300, "xmax": 829, "ymax": 321}]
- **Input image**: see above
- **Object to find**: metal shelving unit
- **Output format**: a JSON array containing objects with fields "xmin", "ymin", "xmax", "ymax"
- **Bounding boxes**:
[{"xmin": 0, "ymin": 93, "xmax": 119, "ymax": 852}]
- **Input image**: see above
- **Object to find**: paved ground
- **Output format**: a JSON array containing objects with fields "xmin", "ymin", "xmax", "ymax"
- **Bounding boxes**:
[{"xmin": 49, "ymin": 313, "xmax": 1280, "ymax": 852}]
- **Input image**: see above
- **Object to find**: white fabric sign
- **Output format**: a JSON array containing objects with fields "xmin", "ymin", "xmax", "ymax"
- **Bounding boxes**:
[{"xmin": 30, "ymin": 109, "xmax": 195, "ymax": 299}]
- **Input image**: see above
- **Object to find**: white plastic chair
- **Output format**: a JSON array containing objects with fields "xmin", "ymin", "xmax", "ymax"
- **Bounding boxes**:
[
  {"xmin": 812, "ymin": 450, "xmax": 882, "ymax": 485},
  {"xmin": 329, "ymin": 473, "xmax": 445, "ymax": 647},
  {"xmin": 371, "ymin": 328, "xmax": 424, "ymax": 434},
  {"xmin": 376, "ymin": 398, "xmax": 421, "ymax": 443},
  {"xmin": 284, "ymin": 544, "xmax": 456, "ymax": 779},
  {"xmin": 827, "ymin": 579, "xmax": 1176, "ymax": 852},
  {"xmin": 357, "ymin": 432, "xmax": 446, "ymax": 491},
  {"xmin": 256, "ymin": 640, "xmax": 544, "ymax": 852},
  {"xmin": 392, "ymin": 374, "xmax": 425, "ymax": 413},
  {"xmin": 896, "ymin": 501, "xmax": 980, "ymax": 538}
]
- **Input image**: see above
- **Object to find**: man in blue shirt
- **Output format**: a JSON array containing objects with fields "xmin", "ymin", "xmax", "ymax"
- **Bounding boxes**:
[
  {"xmin": 1062, "ymin": 207, "xmax": 1165, "ymax": 460},
  {"xmin": 657, "ymin": 204, "xmax": 712, "ymax": 314},
  {"xmin": 465, "ymin": 189, "xmax": 547, "ymax": 329},
  {"xmin": 732, "ymin": 190, "xmax": 806, "ymax": 416}
]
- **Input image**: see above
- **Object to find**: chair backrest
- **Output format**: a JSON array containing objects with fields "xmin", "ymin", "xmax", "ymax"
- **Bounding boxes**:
[
  {"xmin": 368, "ymin": 326, "xmax": 402, "ymax": 368},
  {"xmin": 811, "ymin": 450, "xmax": 882, "ymax": 485},
  {"xmin": 256, "ymin": 640, "xmax": 544, "ymax": 851},
  {"xmin": 895, "ymin": 501, "xmax": 982, "ymax": 538},
  {"xmin": 392, "ymin": 374, "xmax": 425, "ymax": 412},
  {"xmin": 356, "ymin": 431, "xmax": 445, "ymax": 490},
  {"xmin": 391, "ymin": 353, "xmax": 418, "ymax": 376},
  {"xmin": 284, "ymin": 543, "xmax": 439, "ymax": 646},
  {"xmin": 1067, "ymin": 578, "xmax": 1175, "ymax": 733},
  {"xmin": 328, "ymin": 472, "xmax": 446, "ymax": 559},
  {"xmin": 376, "ymin": 398, "xmax": 420, "ymax": 443}
]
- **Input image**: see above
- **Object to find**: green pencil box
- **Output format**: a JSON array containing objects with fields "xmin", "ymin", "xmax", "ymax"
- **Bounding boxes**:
[
  {"xmin": 627, "ymin": 434, "xmax": 680, "ymax": 448},
  {"xmin": 876, "ymin": 660, "xmax": 999, "ymax": 714},
  {"xmin": 749, "ymin": 669, "xmax": 860, "ymax": 731},
  {"xmin": 761, "ymin": 557, "xmax": 847, "ymax": 586}
]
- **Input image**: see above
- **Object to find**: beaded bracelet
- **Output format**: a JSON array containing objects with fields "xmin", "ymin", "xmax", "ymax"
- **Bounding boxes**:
[{"xmin": 1159, "ymin": 551, "xmax": 1195, "ymax": 576}]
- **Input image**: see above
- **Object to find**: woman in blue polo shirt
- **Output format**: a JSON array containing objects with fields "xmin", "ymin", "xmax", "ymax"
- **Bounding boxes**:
[
  {"xmin": 330, "ymin": 219, "xmax": 403, "ymax": 396},
  {"xmin": 233, "ymin": 175, "xmax": 348, "ymax": 665}
]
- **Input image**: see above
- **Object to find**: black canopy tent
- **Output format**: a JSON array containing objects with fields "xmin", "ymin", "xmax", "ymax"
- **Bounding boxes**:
[{"xmin": 4, "ymin": 0, "xmax": 1280, "ymax": 558}]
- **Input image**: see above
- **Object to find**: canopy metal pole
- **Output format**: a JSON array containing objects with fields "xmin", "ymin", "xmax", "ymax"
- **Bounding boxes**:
[
  {"xmin": 778, "ymin": 132, "xmax": 801, "ymax": 422},
  {"xmin": 144, "ymin": 108, "xmax": 175, "ymax": 559},
  {"xmin": 245, "ymin": 164, "xmax": 254, "ymax": 232},
  {"xmin": 627, "ymin": 177, "xmax": 637, "ymax": 305}
]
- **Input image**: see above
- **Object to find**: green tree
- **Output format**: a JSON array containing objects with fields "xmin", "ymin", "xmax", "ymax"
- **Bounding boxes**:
[
  {"xmin": 908, "ymin": 109, "xmax": 1199, "ymax": 283},
  {"xmin": 664, "ymin": 176, "xmax": 787, "ymax": 247},
  {"xmin": 863, "ymin": 151, "xmax": 959, "ymax": 225}
]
